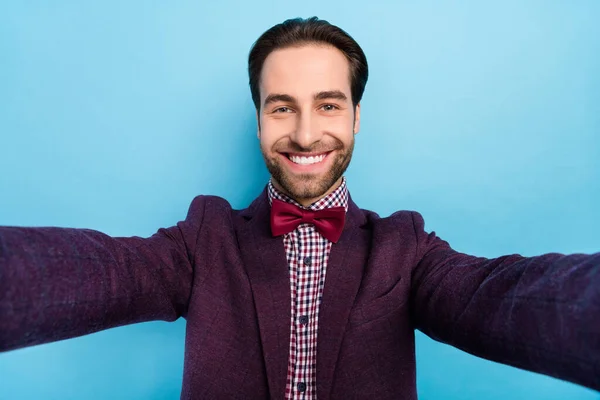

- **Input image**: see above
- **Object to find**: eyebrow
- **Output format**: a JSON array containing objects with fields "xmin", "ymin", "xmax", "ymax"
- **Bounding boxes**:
[
  {"xmin": 264, "ymin": 93, "xmax": 296, "ymax": 106},
  {"xmin": 314, "ymin": 90, "xmax": 347, "ymax": 102},
  {"xmin": 263, "ymin": 90, "xmax": 349, "ymax": 107}
]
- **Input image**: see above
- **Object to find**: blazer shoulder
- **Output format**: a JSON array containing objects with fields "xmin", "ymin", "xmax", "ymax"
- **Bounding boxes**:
[
  {"xmin": 364, "ymin": 209, "xmax": 438, "ymax": 263},
  {"xmin": 361, "ymin": 207, "xmax": 421, "ymax": 236},
  {"xmin": 185, "ymin": 194, "xmax": 234, "ymax": 219},
  {"xmin": 386, "ymin": 210, "xmax": 447, "ymax": 256},
  {"xmin": 181, "ymin": 195, "xmax": 237, "ymax": 243}
]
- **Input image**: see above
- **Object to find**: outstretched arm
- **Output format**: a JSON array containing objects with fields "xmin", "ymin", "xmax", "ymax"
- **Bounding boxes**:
[
  {"xmin": 410, "ymin": 212, "xmax": 600, "ymax": 391},
  {"xmin": 0, "ymin": 196, "xmax": 206, "ymax": 352}
]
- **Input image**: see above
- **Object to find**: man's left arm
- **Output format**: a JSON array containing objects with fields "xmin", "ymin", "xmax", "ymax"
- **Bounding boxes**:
[{"xmin": 409, "ymin": 211, "xmax": 600, "ymax": 391}]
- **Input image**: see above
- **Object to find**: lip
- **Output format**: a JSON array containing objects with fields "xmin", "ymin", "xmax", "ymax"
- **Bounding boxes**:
[
  {"xmin": 285, "ymin": 151, "xmax": 330, "ymax": 157},
  {"xmin": 278, "ymin": 151, "xmax": 333, "ymax": 172}
]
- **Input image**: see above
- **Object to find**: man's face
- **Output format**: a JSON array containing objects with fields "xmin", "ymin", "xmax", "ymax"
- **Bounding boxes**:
[{"xmin": 257, "ymin": 44, "xmax": 360, "ymax": 205}]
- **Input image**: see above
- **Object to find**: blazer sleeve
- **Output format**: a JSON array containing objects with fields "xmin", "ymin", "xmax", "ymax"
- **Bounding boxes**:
[
  {"xmin": 409, "ymin": 211, "xmax": 600, "ymax": 391},
  {"xmin": 0, "ymin": 195, "xmax": 207, "ymax": 353}
]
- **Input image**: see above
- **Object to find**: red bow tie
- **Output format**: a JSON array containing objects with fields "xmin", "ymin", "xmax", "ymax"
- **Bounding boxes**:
[{"xmin": 270, "ymin": 198, "xmax": 346, "ymax": 243}]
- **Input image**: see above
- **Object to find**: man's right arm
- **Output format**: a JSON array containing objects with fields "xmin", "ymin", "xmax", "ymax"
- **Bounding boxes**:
[{"xmin": 0, "ymin": 195, "xmax": 206, "ymax": 352}]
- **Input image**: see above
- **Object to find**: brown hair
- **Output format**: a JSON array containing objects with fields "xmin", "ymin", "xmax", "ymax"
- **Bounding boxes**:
[{"xmin": 248, "ymin": 17, "xmax": 369, "ymax": 111}]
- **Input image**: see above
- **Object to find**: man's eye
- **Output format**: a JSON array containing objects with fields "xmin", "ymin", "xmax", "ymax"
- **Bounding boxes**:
[
  {"xmin": 321, "ymin": 104, "xmax": 339, "ymax": 111},
  {"xmin": 274, "ymin": 107, "xmax": 292, "ymax": 113}
]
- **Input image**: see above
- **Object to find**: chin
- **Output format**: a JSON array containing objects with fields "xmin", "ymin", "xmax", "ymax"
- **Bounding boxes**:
[
  {"xmin": 277, "ymin": 173, "xmax": 340, "ymax": 202},
  {"xmin": 262, "ymin": 142, "xmax": 353, "ymax": 202}
]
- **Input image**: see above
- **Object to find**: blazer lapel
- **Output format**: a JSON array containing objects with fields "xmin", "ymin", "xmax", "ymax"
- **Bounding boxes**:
[
  {"xmin": 237, "ymin": 189, "xmax": 290, "ymax": 399},
  {"xmin": 237, "ymin": 190, "xmax": 369, "ymax": 399},
  {"xmin": 316, "ymin": 197, "xmax": 369, "ymax": 399}
]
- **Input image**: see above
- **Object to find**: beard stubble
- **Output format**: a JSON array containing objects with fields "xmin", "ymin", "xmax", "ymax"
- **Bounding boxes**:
[{"xmin": 261, "ymin": 136, "xmax": 355, "ymax": 203}]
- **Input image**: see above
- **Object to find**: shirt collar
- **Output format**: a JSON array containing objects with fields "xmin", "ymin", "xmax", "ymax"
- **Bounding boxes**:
[{"xmin": 267, "ymin": 177, "xmax": 349, "ymax": 212}]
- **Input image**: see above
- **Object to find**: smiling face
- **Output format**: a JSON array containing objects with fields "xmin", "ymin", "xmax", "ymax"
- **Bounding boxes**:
[{"xmin": 257, "ymin": 44, "xmax": 360, "ymax": 206}]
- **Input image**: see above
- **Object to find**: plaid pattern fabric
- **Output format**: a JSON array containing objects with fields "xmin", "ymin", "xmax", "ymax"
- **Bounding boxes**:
[{"xmin": 268, "ymin": 178, "xmax": 349, "ymax": 400}]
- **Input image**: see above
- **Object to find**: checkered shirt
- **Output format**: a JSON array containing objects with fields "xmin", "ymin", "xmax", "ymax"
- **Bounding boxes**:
[{"xmin": 267, "ymin": 178, "xmax": 349, "ymax": 400}]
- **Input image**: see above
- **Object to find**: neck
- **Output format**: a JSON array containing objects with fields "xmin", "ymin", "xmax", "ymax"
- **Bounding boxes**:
[{"xmin": 272, "ymin": 177, "xmax": 344, "ymax": 207}]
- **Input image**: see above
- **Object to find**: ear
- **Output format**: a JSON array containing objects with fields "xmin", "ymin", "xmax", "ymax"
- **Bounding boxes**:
[
  {"xmin": 255, "ymin": 109, "xmax": 261, "ymax": 139},
  {"xmin": 353, "ymin": 103, "xmax": 361, "ymax": 134}
]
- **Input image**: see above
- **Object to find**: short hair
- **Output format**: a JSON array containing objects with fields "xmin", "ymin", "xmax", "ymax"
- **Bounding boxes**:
[{"xmin": 248, "ymin": 17, "xmax": 369, "ymax": 111}]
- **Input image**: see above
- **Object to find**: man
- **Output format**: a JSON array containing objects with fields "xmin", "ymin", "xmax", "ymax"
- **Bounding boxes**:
[{"xmin": 0, "ymin": 17, "xmax": 598, "ymax": 399}]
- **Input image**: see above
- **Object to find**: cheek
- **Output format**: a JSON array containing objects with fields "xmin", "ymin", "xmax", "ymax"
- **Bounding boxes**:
[
  {"xmin": 258, "ymin": 128, "xmax": 279, "ymax": 153},
  {"xmin": 260, "ymin": 118, "xmax": 295, "ymax": 145},
  {"xmin": 266, "ymin": 116, "xmax": 297, "ymax": 131},
  {"xmin": 330, "ymin": 117, "xmax": 354, "ymax": 131},
  {"xmin": 320, "ymin": 116, "xmax": 355, "ymax": 139}
]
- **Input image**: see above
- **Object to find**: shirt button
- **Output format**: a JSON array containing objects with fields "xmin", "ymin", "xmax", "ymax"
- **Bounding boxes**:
[
  {"xmin": 298, "ymin": 315, "xmax": 309, "ymax": 325},
  {"xmin": 297, "ymin": 382, "xmax": 307, "ymax": 392},
  {"xmin": 303, "ymin": 256, "xmax": 312, "ymax": 266}
]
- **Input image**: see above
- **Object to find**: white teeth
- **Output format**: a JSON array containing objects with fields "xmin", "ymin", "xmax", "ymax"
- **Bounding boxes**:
[{"xmin": 289, "ymin": 154, "xmax": 326, "ymax": 165}]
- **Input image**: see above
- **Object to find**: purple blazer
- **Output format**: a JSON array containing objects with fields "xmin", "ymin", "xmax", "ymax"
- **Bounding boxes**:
[{"xmin": 1, "ymin": 189, "xmax": 599, "ymax": 398}]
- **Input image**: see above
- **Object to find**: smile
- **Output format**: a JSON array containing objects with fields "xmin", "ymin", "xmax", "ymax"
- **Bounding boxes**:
[{"xmin": 287, "ymin": 153, "xmax": 327, "ymax": 165}]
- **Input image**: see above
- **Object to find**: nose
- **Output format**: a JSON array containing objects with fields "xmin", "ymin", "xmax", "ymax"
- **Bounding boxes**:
[{"xmin": 290, "ymin": 111, "xmax": 322, "ymax": 150}]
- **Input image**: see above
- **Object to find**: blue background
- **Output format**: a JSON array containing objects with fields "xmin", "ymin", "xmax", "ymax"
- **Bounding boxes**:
[{"xmin": 1, "ymin": 1, "xmax": 599, "ymax": 399}]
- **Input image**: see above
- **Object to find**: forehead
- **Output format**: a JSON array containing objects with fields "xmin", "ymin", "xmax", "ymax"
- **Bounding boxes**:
[{"xmin": 260, "ymin": 44, "xmax": 351, "ymax": 100}]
